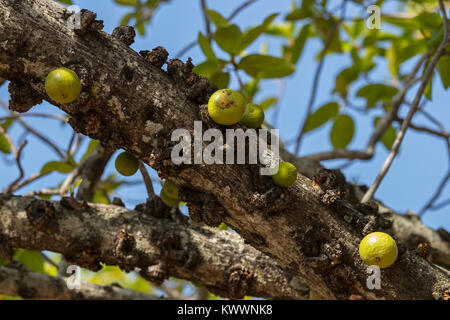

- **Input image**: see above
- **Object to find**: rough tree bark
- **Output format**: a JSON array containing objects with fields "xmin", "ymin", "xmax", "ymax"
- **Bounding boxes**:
[
  {"xmin": 0, "ymin": 261, "xmax": 160, "ymax": 300},
  {"xmin": 0, "ymin": 0, "xmax": 448, "ymax": 299},
  {"xmin": 0, "ymin": 194, "xmax": 308, "ymax": 300}
]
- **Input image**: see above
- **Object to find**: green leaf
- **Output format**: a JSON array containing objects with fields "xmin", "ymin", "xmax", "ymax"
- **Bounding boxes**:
[
  {"xmin": 214, "ymin": 24, "xmax": 243, "ymax": 55},
  {"xmin": 238, "ymin": 54, "xmax": 295, "ymax": 79},
  {"xmin": 314, "ymin": 18, "xmax": 342, "ymax": 54},
  {"xmin": 114, "ymin": 0, "xmax": 138, "ymax": 6},
  {"xmin": 285, "ymin": 0, "xmax": 315, "ymax": 20},
  {"xmin": 414, "ymin": 12, "xmax": 442, "ymax": 30},
  {"xmin": 119, "ymin": 13, "xmax": 134, "ymax": 26},
  {"xmin": 13, "ymin": 249, "xmax": 45, "ymax": 274},
  {"xmin": 209, "ymin": 72, "xmax": 230, "ymax": 89},
  {"xmin": 40, "ymin": 161, "xmax": 75, "ymax": 175},
  {"xmin": 304, "ymin": 102, "xmax": 339, "ymax": 133},
  {"xmin": 260, "ymin": 97, "xmax": 278, "ymax": 110},
  {"xmin": 81, "ymin": 139, "xmax": 100, "ymax": 162},
  {"xmin": 198, "ymin": 32, "xmax": 217, "ymax": 61},
  {"xmin": 56, "ymin": 0, "xmax": 73, "ymax": 4},
  {"xmin": 437, "ymin": 55, "xmax": 450, "ymax": 89},
  {"xmin": 0, "ymin": 132, "xmax": 11, "ymax": 154},
  {"xmin": 330, "ymin": 114, "xmax": 354, "ymax": 149},
  {"xmin": 240, "ymin": 13, "xmax": 278, "ymax": 51},
  {"xmin": 334, "ymin": 67, "xmax": 359, "ymax": 99},
  {"xmin": 374, "ymin": 117, "xmax": 396, "ymax": 150},
  {"xmin": 205, "ymin": 9, "xmax": 228, "ymax": 27},
  {"xmin": 193, "ymin": 60, "xmax": 220, "ymax": 78},
  {"xmin": 356, "ymin": 84, "xmax": 399, "ymax": 107},
  {"xmin": 291, "ymin": 24, "xmax": 311, "ymax": 64}
]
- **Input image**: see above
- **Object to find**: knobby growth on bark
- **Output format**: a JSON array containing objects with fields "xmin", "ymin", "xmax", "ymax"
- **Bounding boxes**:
[{"xmin": 0, "ymin": 0, "xmax": 448, "ymax": 300}]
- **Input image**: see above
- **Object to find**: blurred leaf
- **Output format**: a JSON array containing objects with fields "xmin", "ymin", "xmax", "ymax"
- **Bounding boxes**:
[
  {"xmin": 1, "ymin": 119, "xmax": 14, "ymax": 132},
  {"xmin": 0, "ymin": 132, "xmax": 11, "ymax": 154},
  {"xmin": 285, "ymin": 0, "xmax": 315, "ymax": 20},
  {"xmin": 330, "ymin": 114, "xmax": 354, "ymax": 149},
  {"xmin": 193, "ymin": 60, "xmax": 220, "ymax": 78},
  {"xmin": 424, "ymin": 73, "xmax": 433, "ymax": 100},
  {"xmin": 374, "ymin": 117, "xmax": 397, "ymax": 150},
  {"xmin": 334, "ymin": 67, "xmax": 359, "ymax": 99},
  {"xmin": 437, "ymin": 55, "xmax": 450, "ymax": 89},
  {"xmin": 291, "ymin": 24, "xmax": 311, "ymax": 64},
  {"xmin": 81, "ymin": 139, "xmax": 99, "ymax": 162},
  {"xmin": 304, "ymin": 102, "xmax": 339, "ymax": 133},
  {"xmin": 260, "ymin": 97, "xmax": 278, "ymax": 110},
  {"xmin": 198, "ymin": 32, "xmax": 217, "ymax": 61},
  {"xmin": 209, "ymin": 72, "xmax": 230, "ymax": 89},
  {"xmin": 13, "ymin": 249, "xmax": 45, "ymax": 274},
  {"xmin": 238, "ymin": 54, "xmax": 295, "ymax": 78},
  {"xmin": 241, "ymin": 13, "xmax": 278, "ymax": 51},
  {"xmin": 414, "ymin": 12, "xmax": 442, "ymax": 30},
  {"xmin": 56, "ymin": 0, "xmax": 73, "ymax": 4},
  {"xmin": 119, "ymin": 13, "xmax": 134, "ymax": 26},
  {"xmin": 214, "ymin": 24, "xmax": 243, "ymax": 55},
  {"xmin": 40, "ymin": 161, "xmax": 74, "ymax": 175},
  {"xmin": 264, "ymin": 23, "xmax": 292, "ymax": 37},
  {"xmin": 114, "ymin": 0, "xmax": 138, "ymax": 6},
  {"xmin": 205, "ymin": 9, "xmax": 228, "ymax": 27},
  {"xmin": 314, "ymin": 18, "xmax": 342, "ymax": 53},
  {"xmin": 356, "ymin": 84, "xmax": 398, "ymax": 107},
  {"xmin": 92, "ymin": 190, "xmax": 110, "ymax": 204}
]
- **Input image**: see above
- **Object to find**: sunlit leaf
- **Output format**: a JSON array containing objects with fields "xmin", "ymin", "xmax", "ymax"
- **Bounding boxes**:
[
  {"xmin": 0, "ymin": 132, "xmax": 11, "ymax": 154},
  {"xmin": 13, "ymin": 249, "xmax": 45, "ymax": 274},
  {"xmin": 40, "ymin": 161, "xmax": 75, "ymax": 175}
]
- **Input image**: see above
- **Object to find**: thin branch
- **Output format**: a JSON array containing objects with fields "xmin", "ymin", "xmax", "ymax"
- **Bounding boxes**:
[
  {"xmin": 176, "ymin": 0, "xmax": 259, "ymax": 57},
  {"xmin": 301, "ymin": 52, "xmax": 430, "ymax": 162},
  {"xmin": 361, "ymin": 0, "xmax": 450, "ymax": 203},
  {"xmin": 294, "ymin": 1, "xmax": 348, "ymax": 154},
  {"xmin": 419, "ymin": 171, "xmax": 450, "ymax": 216},
  {"xmin": 0, "ymin": 262, "xmax": 159, "ymax": 300},
  {"xmin": 139, "ymin": 161, "xmax": 155, "ymax": 197},
  {"xmin": 200, "ymin": 0, "xmax": 212, "ymax": 43},
  {"xmin": 294, "ymin": 21, "xmax": 338, "ymax": 155}
]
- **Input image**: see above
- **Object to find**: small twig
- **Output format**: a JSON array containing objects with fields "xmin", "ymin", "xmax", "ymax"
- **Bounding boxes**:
[
  {"xmin": 40, "ymin": 252, "xmax": 59, "ymax": 269},
  {"xmin": 176, "ymin": 0, "xmax": 259, "ymax": 57},
  {"xmin": 139, "ymin": 161, "xmax": 155, "ymax": 197},
  {"xmin": 419, "ymin": 171, "xmax": 450, "ymax": 216},
  {"xmin": 294, "ymin": 2, "xmax": 347, "ymax": 154},
  {"xmin": 200, "ymin": 0, "xmax": 212, "ymax": 43},
  {"xmin": 361, "ymin": 0, "xmax": 449, "ymax": 203},
  {"xmin": 4, "ymin": 141, "xmax": 27, "ymax": 194}
]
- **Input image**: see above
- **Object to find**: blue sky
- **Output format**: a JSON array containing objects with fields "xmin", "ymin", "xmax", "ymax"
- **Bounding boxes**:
[{"xmin": 0, "ymin": 0, "xmax": 448, "ymax": 231}]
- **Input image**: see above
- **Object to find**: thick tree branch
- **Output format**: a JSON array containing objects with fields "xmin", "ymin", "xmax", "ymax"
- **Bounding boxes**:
[
  {"xmin": 0, "ymin": 261, "xmax": 160, "ymax": 300},
  {"xmin": 0, "ymin": 0, "xmax": 448, "ymax": 299},
  {"xmin": 0, "ymin": 194, "xmax": 309, "ymax": 300}
]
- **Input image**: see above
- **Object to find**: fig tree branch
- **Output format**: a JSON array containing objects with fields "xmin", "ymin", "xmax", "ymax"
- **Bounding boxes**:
[
  {"xmin": 0, "ymin": 261, "xmax": 160, "ymax": 300},
  {"xmin": 0, "ymin": 0, "xmax": 448, "ymax": 299},
  {"xmin": 0, "ymin": 194, "xmax": 309, "ymax": 300}
]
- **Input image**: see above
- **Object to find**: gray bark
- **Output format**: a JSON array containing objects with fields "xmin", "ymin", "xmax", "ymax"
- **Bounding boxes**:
[{"xmin": 0, "ymin": 0, "xmax": 448, "ymax": 299}]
